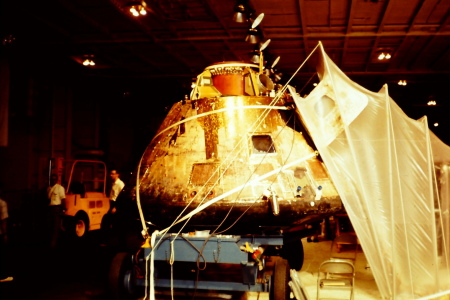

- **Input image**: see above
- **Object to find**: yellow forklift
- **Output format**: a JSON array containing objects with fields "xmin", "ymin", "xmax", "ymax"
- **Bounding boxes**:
[{"xmin": 62, "ymin": 160, "xmax": 110, "ymax": 237}]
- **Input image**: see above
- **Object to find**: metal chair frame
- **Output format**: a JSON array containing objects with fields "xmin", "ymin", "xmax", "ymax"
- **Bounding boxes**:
[{"xmin": 316, "ymin": 258, "xmax": 355, "ymax": 300}]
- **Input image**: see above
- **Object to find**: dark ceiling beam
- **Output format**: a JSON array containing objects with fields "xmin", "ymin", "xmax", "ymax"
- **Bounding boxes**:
[
  {"xmin": 390, "ymin": 0, "xmax": 439, "ymax": 70},
  {"xmin": 298, "ymin": 0, "xmax": 311, "ymax": 72},
  {"xmin": 408, "ymin": 11, "xmax": 450, "ymax": 69},
  {"xmin": 431, "ymin": 44, "xmax": 450, "ymax": 70},
  {"xmin": 37, "ymin": 26, "xmax": 450, "ymax": 45},
  {"xmin": 43, "ymin": 0, "xmax": 161, "ymax": 74},
  {"xmin": 365, "ymin": 0, "xmax": 394, "ymax": 72},
  {"xmin": 341, "ymin": 0, "xmax": 356, "ymax": 67},
  {"xmin": 134, "ymin": 0, "xmax": 216, "ymax": 69},
  {"xmin": 56, "ymin": 0, "xmax": 166, "ymax": 73},
  {"xmin": 203, "ymin": 0, "xmax": 241, "ymax": 62},
  {"xmin": 86, "ymin": 68, "xmax": 450, "ymax": 80},
  {"xmin": 96, "ymin": 30, "xmax": 448, "ymax": 42},
  {"xmin": 247, "ymin": 0, "xmax": 270, "ymax": 44},
  {"xmin": 108, "ymin": 0, "xmax": 196, "ymax": 73}
]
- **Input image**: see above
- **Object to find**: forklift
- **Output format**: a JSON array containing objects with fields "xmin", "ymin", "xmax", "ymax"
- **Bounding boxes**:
[{"xmin": 62, "ymin": 159, "xmax": 111, "ymax": 237}]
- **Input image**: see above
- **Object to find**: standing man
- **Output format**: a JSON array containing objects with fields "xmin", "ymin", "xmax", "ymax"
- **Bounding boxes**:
[
  {"xmin": 47, "ymin": 174, "xmax": 65, "ymax": 248},
  {"xmin": 109, "ymin": 169, "xmax": 125, "ymax": 214},
  {"xmin": 0, "ymin": 183, "xmax": 13, "ymax": 282}
]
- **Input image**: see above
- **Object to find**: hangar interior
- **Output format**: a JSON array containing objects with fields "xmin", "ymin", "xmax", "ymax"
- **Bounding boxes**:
[{"xmin": 0, "ymin": 0, "xmax": 450, "ymax": 299}]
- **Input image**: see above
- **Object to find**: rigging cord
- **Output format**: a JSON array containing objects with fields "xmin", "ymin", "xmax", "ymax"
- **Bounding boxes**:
[
  {"xmin": 215, "ymin": 110, "xmax": 298, "ymax": 234},
  {"xmin": 146, "ymin": 105, "xmax": 290, "ymax": 242},
  {"xmin": 157, "ymin": 106, "xmax": 288, "ymax": 298},
  {"xmin": 138, "ymin": 42, "xmax": 321, "ymax": 241},
  {"xmin": 167, "ymin": 48, "xmax": 321, "ymax": 297},
  {"xmin": 167, "ymin": 103, "xmax": 290, "ymax": 237},
  {"xmin": 139, "ymin": 43, "xmax": 321, "ymax": 300},
  {"xmin": 298, "ymin": 72, "xmax": 318, "ymax": 96}
]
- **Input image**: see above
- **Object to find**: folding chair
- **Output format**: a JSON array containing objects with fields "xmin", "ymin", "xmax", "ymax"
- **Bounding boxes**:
[{"xmin": 316, "ymin": 259, "xmax": 355, "ymax": 300}]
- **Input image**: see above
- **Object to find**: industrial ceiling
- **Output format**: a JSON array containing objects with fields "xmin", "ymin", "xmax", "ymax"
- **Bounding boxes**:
[{"xmin": 1, "ymin": 0, "xmax": 450, "ymax": 127}]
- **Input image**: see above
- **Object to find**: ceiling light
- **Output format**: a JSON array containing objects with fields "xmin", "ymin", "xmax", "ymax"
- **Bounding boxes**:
[
  {"xmin": 398, "ymin": 80, "xmax": 407, "ymax": 86},
  {"xmin": 250, "ymin": 49, "xmax": 260, "ymax": 63},
  {"xmin": 127, "ymin": 1, "xmax": 147, "ymax": 17},
  {"xmin": 2, "ymin": 34, "xmax": 15, "ymax": 46},
  {"xmin": 434, "ymin": 122, "xmax": 439, "ymax": 127},
  {"xmin": 245, "ymin": 13, "xmax": 264, "ymax": 44},
  {"xmin": 82, "ymin": 59, "xmax": 95, "ymax": 66},
  {"xmin": 80, "ymin": 55, "xmax": 96, "ymax": 67},
  {"xmin": 233, "ymin": 3, "xmax": 246, "ymax": 23},
  {"xmin": 377, "ymin": 51, "xmax": 392, "ymax": 60},
  {"xmin": 427, "ymin": 100, "xmax": 437, "ymax": 106},
  {"xmin": 245, "ymin": 28, "xmax": 260, "ymax": 44}
]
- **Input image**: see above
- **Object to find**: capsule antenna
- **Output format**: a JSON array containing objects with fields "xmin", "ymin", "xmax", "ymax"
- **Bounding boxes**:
[
  {"xmin": 271, "ymin": 56, "xmax": 280, "ymax": 69},
  {"xmin": 260, "ymin": 38, "xmax": 271, "ymax": 52},
  {"xmin": 251, "ymin": 13, "xmax": 264, "ymax": 29}
]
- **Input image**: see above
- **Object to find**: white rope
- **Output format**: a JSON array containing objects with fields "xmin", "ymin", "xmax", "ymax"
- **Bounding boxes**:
[
  {"xmin": 138, "ymin": 105, "xmax": 291, "ymax": 240},
  {"xmin": 147, "ymin": 230, "xmax": 159, "ymax": 300},
  {"xmin": 170, "ymin": 241, "xmax": 175, "ymax": 300},
  {"xmin": 156, "ymin": 104, "xmax": 292, "ymax": 239},
  {"xmin": 144, "ymin": 152, "xmax": 316, "ymax": 300},
  {"xmin": 416, "ymin": 290, "xmax": 450, "ymax": 300},
  {"xmin": 160, "ymin": 152, "xmax": 317, "ymax": 230},
  {"xmin": 137, "ymin": 44, "xmax": 321, "ymax": 299},
  {"xmin": 153, "ymin": 105, "xmax": 290, "ymax": 141}
]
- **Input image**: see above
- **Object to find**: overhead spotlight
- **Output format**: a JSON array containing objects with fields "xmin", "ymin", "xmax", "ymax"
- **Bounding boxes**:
[
  {"xmin": 377, "ymin": 50, "xmax": 392, "ymax": 60},
  {"xmin": 233, "ymin": 3, "xmax": 246, "ymax": 23},
  {"xmin": 2, "ymin": 34, "xmax": 15, "ymax": 46},
  {"xmin": 427, "ymin": 100, "xmax": 437, "ymax": 106},
  {"xmin": 250, "ymin": 49, "xmax": 261, "ymax": 64},
  {"xmin": 82, "ymin": 59, "xmax": 95, "ymax": 66},
  {"xmin": 81, "ymin": 55, "xmax": 96, "ymax": 67},
  {"xmin": 245, "ymin": 13, "xmax": 264, "ymax": 44},
  {"xmin": 245, "ymin": 28, "xmax": 260, "ymax": 44},
  {"xmin": 127, "ymin": 1, "xmax": 147, "ymax": 17},
  {"xmin": 398, "ymin": 80, "xmax": 407, "ymax": 86}
]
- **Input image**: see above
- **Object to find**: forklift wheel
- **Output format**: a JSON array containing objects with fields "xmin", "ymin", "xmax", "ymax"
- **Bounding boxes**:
[
  {"xmin": 109, "ymin": 252, "xmax": 135, "ymax": 300},
  {"xmin": 74, "ymin": 213, "xmax": 89, "ymax": 238},
  {"xmin": 270, "ymin": 257, "xmax": 292, "ymax": 300}
]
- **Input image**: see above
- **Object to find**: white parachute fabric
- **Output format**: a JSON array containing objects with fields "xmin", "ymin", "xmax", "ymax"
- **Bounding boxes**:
[{"xmin": 292, "ymin": 45, "xmax": 450, "ymax": 299}]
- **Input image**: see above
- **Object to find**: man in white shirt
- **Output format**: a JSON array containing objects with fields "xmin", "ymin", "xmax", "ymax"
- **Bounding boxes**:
[
  {"xmin": 0, "ymin": 184, "xmax": 13, "ymax": 282},
  {"xmin": 109, "ymin": 169, "xmax": 124, "ymax": 213},
  {"xmin": 47, "ymin": 174, "xmax": 65, "ymax": 248}
]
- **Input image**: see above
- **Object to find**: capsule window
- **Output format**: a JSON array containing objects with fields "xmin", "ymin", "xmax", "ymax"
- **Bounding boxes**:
[
  {"xmin": 190, "ymin": 163, "xmax": 220, "ymax": 186},
  {"xmin": 251, "ymin": 135, "xmax": 276, "ymax": 154},
  {"xmin": 200, "ymin": 76, "xmax": 212, "ymax": 86}
]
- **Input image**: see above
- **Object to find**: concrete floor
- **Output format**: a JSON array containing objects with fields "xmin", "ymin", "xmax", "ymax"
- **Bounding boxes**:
[
  {"xmin": 0, "ymin": 230, "xmax": 381, "ymax": 300},
  {"xmin": 243, "ymin": 238, "xmax": 381, "ymax": 300},
  {"xmin": 152, "ymin": 237, "xmax": 382, "ymax": 300},
  {"xmin": 297, "ymin": 238, "xmax": 381, "ymax": 300}
]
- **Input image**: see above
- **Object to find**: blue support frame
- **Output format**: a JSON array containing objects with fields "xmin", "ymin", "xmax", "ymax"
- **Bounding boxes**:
[{"xmin": 137, "ymin": 234, "xmax": 284, "ymax": 292}]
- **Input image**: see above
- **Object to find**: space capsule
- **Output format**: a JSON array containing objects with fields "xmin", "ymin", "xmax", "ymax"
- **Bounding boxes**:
[{"xmin": 123, "ymin": 61, "xmax": 342, "ymax": 236}]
